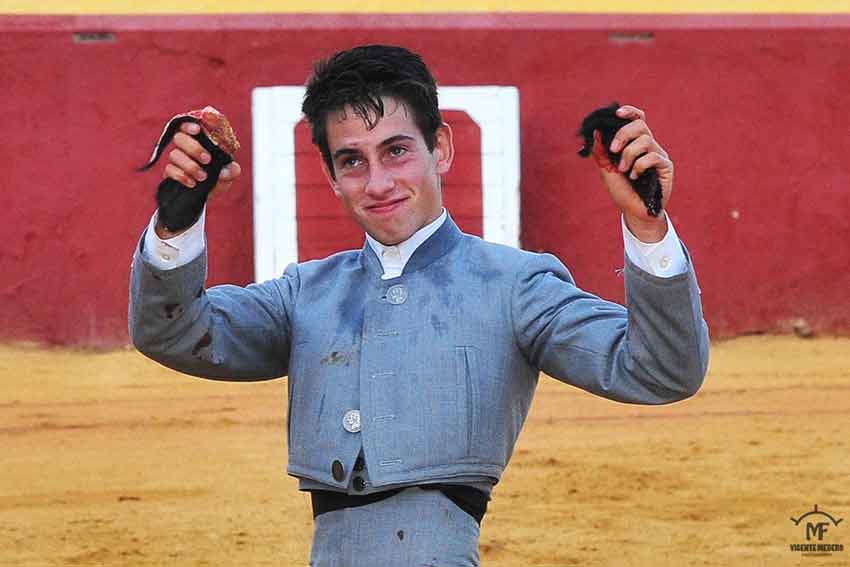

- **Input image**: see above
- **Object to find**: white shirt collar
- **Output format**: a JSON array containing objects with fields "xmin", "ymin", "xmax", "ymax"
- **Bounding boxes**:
[{"xmin": 366, "ymin": 209, "xmax": 447, "ymax": 280}]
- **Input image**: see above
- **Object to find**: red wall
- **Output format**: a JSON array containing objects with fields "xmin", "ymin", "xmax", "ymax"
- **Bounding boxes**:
[{"xmin": 2, "ymin": 15, "xmax": 849, "ymax": 346}]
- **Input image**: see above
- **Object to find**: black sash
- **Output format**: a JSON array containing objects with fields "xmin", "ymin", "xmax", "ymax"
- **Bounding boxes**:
[{"xmin": 310, "ymin": 484, "xmax": 488, "ymax": 525}]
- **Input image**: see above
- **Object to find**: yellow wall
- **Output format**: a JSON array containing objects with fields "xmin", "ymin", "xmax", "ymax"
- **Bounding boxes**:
[{"xmin": 3, "ymin": 0, "xmax": 850, "ymax": 14}]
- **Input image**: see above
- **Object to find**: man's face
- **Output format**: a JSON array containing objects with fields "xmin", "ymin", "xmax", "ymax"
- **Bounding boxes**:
[{"xmin": 321, "ymin": 97, "xmax": 454, "ymax": 246}]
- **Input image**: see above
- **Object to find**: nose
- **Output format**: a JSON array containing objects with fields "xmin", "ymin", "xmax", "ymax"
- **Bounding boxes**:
[{"xmin": 364, "ymin": 161, "xmax": 395, "ymax": 198}]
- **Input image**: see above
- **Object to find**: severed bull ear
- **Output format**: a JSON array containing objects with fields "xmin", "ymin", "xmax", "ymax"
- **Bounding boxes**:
[
  {"xmin": 138, "ymin": 106, "xmax": 240, "ymax": 232},
  {"xmin": 577, "ymin": 102, "xmax": 662, "ymax": 217}
]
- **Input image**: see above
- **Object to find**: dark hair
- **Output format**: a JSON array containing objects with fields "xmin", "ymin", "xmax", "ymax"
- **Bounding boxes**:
[{"xmin": 302, "ymin": 45, "xmax": 442, "ymax": 178}]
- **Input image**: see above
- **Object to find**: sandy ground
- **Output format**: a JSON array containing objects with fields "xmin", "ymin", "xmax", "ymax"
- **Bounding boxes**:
[{"xmin": 1, "ymin": 336, "xmax": 848, "ymax": 567}]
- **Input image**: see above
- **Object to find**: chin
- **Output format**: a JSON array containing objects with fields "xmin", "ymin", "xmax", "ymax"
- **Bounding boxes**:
[
  {"xmin": 391, "ymin": 232, "xmax": 417, "ymax": 246},
  {"xmin": 368, "ymin": 223, "xmax": 411, "ymax": 246},
  {"xmin": 377, "ymin": 233, "xmax": 406, "ymax": 246}
]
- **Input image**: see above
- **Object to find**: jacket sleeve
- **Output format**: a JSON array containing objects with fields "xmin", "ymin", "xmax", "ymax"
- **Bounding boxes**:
[
  {"xmin": 511, "ymin": 245, "xmax": 709, "ymax": 404},
  {"xmin": 128, "ymin": 231, "xmax": 297, "ymax": 381}
]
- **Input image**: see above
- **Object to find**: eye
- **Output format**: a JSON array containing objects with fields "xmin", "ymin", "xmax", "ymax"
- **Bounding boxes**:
[
  {"xmin": 341, "ymin": 156, "xmax": 364, "ymax": 169},
  {"xmin": 388, "ymin": 145, "xmax": 408, "ymax": 158}
]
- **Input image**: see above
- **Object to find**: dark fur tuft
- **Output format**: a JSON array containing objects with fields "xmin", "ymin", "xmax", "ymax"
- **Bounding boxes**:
[{"xmin": 577, "ymin": 102, "xmax": 663, "ymax": 217}]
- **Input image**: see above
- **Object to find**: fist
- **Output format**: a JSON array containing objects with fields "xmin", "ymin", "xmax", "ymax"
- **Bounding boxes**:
[
  {"xmin": 592, "ymin": 105, "xmax": 673, "ymax": 241},
  {"xmin": 164, "ymin": 122, "xmax": 242, "ymax": 200}
]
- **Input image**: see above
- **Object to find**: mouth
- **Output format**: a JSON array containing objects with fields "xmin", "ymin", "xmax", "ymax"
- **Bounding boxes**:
[{"xmin": 366, "ymin": 197, "xmax": 408, "ymax": 215}]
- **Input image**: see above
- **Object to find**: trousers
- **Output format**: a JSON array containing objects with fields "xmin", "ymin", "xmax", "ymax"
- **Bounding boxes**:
[{"xmin": 309, "ymin": 487, "xmax": 480, "ymax": 567}]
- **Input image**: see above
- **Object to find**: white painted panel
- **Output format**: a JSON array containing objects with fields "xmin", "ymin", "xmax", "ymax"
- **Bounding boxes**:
[{"xmin": 251, "ymin": 86, "xmax": 304, "ymax": 282}]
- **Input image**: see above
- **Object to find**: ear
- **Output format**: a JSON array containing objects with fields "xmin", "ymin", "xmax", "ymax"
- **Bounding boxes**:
[
  {"xmin": 434, "ymin": 123, "xmax": 455, "ymax": 175},
  {"xmin": 320, "ymin": 154, "xmax": 342, "ymax": 198}
]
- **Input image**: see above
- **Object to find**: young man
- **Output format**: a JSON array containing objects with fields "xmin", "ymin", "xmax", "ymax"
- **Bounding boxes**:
[{"xmin": 130, "ymin": 45, "xmax": 708, "ymax": 566}]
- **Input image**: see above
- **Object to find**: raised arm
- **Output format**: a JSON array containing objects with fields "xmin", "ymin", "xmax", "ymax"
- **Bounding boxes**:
[
  {"xmin": 512, "ymin": 103, "xmax": 709, "ymax": 403},
  {"xmin": 130, "ymin": 119, "xmax": 293, "ymax": 381}
]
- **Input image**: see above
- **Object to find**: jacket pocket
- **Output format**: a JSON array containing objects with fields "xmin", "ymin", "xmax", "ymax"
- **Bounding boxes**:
[{"xmin": 455, "ymin": 346, "xmax": 480, "ymax": 458}]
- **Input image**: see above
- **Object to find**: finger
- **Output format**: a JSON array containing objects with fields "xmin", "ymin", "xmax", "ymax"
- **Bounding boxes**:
[
  {"xmin": 163, "ymin": 162, "xmax": 197, "ymax": 188},
  {"xmin": 610, "ymin": 119, "xmax": 652, "ymax": 153},
  {"xmin": 618, "ymin": 133, "xmax": 656, "ymax": 173},
  {"xmin": 173, "ymin": 131, "xmax": 212, "ymax": 165},
  {"xmin": 180, "ymin": 122, "xmax": 201, "ymax": 136},
  {"xmin": 169, "ymin": 148, "xmax": 208, "ymax": 182},
  {"xmin": 616, "ymin": 105, "xmax": 646, "ymax": 122},
  {"xmin": 630, "ymin": 152, "xmax": 672, "ymax": 180}
]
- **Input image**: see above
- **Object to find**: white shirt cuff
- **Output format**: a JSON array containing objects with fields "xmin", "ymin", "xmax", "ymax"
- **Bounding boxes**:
[
  {"xmin": 621, "ymin": 214, "xmax": 688, "ymax": 278},
  {"xmin": 141, "ymin": 208, "xmax": 207, "ymax": 270}
]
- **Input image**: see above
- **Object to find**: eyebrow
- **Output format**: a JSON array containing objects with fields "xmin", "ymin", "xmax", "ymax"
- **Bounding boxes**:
[{"xmin": 332, "ymin": 135, "xmax": 416, "ymax": 161}]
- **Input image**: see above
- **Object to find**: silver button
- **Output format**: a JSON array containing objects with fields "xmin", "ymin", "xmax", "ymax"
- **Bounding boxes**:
[
  {"xmin": 161, "ymin": 253, "xmax": 171, "ymax": 261},
  {"xmin": 386, "ymin": 285, "xmax": 408, "ymax": 305},
  {"xmin": 659, "ymin": 256, "xmax": 670, "ymax": 269},
  {"xmin": 342, "ymin": 410, "xmax": 361, "ymax": 433}
]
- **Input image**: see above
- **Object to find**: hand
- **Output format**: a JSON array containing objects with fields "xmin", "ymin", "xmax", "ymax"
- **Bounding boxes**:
[
  {"xmin": 154, "ymin": 122, "xmax": 242, "ymax": 239},
  {"xmin": 591, "ymin": 105, "xmax": 673, "ymax": 242},
  {"xmin": 163, "ymin": 122, "xmax": 241, "ymax": 201}
]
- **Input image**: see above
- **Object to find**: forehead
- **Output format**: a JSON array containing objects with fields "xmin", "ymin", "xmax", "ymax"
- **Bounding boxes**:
[{"xmin": 325, "ymin": 97, "xmax": 423, "ymax": 150}]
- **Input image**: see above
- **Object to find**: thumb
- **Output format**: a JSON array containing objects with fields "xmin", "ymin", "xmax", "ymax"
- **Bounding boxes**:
[
  {"xmin": 208, "ymin": 163, "xmax": 240, "ymax": 201},
  {"xmin": 591, "ymin": 130, "xmax": 617, "ymax": 173},
  {"xmin": 220, "ymin": 161, "xmax": 241, "ymax": 180}
]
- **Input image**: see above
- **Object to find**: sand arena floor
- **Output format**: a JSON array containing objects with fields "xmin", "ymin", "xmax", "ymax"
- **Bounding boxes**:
[{"xmin": 1, "ymin": 336, "xmax": 848, "ymax": 566}]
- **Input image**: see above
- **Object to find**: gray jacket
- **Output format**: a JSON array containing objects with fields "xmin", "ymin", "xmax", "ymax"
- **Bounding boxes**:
[{"xmin": 130, "ymin": 215, "xmax": 709, "ymax": 490}]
